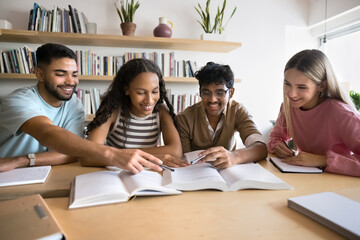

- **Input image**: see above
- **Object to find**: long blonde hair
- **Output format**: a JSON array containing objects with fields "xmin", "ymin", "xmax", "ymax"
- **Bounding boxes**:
[{"xmin": 282, "ymin": 49, "xmax": 354, "ymax": 141}]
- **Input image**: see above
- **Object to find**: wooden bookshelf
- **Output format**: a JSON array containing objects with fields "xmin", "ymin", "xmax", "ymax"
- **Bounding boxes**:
[
  {"xmin": 0, "ymin": 29, "xmax": 241, "ymax": 53},
  {"xmin": 0, "ymin": 73, "xmax": 241, "ymax": 83}
]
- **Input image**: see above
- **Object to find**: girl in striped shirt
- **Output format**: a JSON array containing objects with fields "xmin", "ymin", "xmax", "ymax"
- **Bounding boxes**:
[{"xmin": 82, "ymin": 59, "xmax": 187, "ymax": 169}]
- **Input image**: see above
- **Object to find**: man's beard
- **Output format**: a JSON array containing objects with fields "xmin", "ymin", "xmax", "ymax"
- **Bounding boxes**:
[{"xmin": 44, "ymin": 79, "xmax": 76, "ymax": 101}]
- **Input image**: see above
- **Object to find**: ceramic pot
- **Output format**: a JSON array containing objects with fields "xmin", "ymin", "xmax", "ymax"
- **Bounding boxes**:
[
  {"xmin": 153, "ymin": 17, "xmax": 173, "ymax": 38},
  {"xmin": 121, "ymin": 22, "xmax": 136, "ymax": 36},
  {"xmin": 201, "ymin": 33, "xmax": 227, "ymax": 41}
]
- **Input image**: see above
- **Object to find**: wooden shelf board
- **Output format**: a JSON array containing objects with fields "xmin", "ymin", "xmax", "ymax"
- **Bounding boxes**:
[
  {"xmin": 0, "ymin": 73, "xmax": 240, "ymax": 83},
  {"xmin": 0, "ymin": 29, "xmax": 241, "ymax": 53}
]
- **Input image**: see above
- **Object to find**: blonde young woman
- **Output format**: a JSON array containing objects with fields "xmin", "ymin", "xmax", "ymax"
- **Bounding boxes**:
[{"xmin": 268, "ymin": 49, "xmax": 360, "ymax": 177}]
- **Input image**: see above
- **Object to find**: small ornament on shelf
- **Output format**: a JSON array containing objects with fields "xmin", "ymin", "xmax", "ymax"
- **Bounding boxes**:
[{"xmin": 153, "ymin": 17, "xmax": 173, "ymax": 38}]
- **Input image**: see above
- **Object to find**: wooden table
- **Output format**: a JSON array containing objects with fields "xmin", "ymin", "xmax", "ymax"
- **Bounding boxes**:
[
  {"xmin": 44, "ymin": 159, "xmax": 360, "ymax": 240},
  {"xmin": 0, "ymin": 162, "xmax": 104, "ymax": 200}
]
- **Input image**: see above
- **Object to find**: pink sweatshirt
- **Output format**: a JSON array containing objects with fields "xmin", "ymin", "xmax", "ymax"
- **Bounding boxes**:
[{"xmin": 268, "ymin": 98, "xmax": 360, "ymax": 177}]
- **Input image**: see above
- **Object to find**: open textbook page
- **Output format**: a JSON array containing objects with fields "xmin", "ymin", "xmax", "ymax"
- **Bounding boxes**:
[
  {"xmin": 163, "ymin": 163, "xmax": 293, "ymax": 191},
  {"xmin": 69, "ymin": 170, "xmax": 181, "ymax": 209}
]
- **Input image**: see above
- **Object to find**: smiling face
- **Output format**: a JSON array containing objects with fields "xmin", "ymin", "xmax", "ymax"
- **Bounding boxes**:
[
  {"xmin": 200, "ymin": 83, "xmax": 233, "ymax": 119},
  {"xmin": 36, "ymin": 57, "xmax": 78, "ymax": 107},
  {"xmin": 284, "ymin": 68, "xmax": 325, "ymax": 110},
  {"xmin": 125, "ymin": 72, "xmax": 160, "ymax": 117}
]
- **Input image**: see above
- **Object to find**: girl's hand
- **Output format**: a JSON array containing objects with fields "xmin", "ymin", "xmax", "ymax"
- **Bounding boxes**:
[
  {"xmin": 273, "ymin": 141, "xmax": 295, "ymax": 158},
  {"xmin": 281, "ymin": 151, "xmax": 327, "ymax": 168},
  {"xmin": 156, "ymin": 154, "xmax": 189, "ymax": 168}
]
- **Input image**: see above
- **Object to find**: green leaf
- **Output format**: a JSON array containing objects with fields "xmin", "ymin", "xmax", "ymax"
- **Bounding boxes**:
[
  {"xmin": 114, "ymin": 0, "xmax": 139, "ymax": 23},
  {"xmin": 194, "ymin": 0, "xmax": 236, "ymax": 34}
]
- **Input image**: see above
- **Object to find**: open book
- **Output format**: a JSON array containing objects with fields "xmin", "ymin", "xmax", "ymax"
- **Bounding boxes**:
[
  {"xmin": 270, "ymin": 157, "xmax": 323, "ymax": 173},
  {"xmin": 69, "ymin": 170, "xmax": 181, "ymax": 209},
  {"xmin": 0, "ymin": 166, "xmax": 51, "ymax": 187},
  {"xmin": 288, "ymin": 192, "xmax": 360, "ymax": 240},
  {"xmin": 162, "ymin": 162, "xmax": 293, "ymax": 191}
]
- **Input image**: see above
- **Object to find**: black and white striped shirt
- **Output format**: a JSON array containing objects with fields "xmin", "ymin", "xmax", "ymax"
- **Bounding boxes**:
[{"xmin": 106, "ymin": 111, "xmax": 160, "ymax": 149}]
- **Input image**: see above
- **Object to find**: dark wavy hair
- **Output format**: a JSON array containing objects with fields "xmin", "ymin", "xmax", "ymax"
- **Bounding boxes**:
[
  {"xmin": 87, "ymin": 58, "xmax": 175, "ymax": 133},
  {"xmin": 195, "ymin": 62, "xmax": 234, "ymax": 89}
]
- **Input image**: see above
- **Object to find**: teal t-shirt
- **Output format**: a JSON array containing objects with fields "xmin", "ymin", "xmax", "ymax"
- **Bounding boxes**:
[{"xmin": 0, "ymin": 85, "xmax": 85, "ymax": 157}]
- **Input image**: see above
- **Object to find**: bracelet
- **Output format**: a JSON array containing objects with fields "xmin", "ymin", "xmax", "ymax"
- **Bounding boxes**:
[{"xmin": 28, "ymin": 153, "xmax": 36, "ymax": 167}]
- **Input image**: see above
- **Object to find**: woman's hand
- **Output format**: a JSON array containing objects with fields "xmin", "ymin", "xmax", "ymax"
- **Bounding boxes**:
[
  {"xmin": 273, "ymin": 141, "xmax": 296, "ymax": 158},
  {"xmin": 281, "ymin": 151, "xmax": 327, "ymax": 168}
]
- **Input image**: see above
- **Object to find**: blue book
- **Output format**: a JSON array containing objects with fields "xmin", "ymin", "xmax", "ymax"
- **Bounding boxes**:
[{"xmin": 30, "ymin": 3, "xmax": 40, "ymax": 31}]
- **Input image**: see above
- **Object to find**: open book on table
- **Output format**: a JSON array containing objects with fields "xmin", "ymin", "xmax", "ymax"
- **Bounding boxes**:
[
  {"xmin": 163, "ymin": 162, "xmax": 293, "ymax": 191},
  {"xmin": 270, "ymin": 157, "xmax": 323, "ymax": 173},
  {"xmin": 69, "ymin": 169, "xmax": 181, "ymax": 209},
  {"xmin": 0, "ymin": 166, "xmax": 51, "ymax": 187}
]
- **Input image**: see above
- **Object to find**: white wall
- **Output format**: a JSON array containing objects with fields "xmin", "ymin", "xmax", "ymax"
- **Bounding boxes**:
[
  {"xmin": 0, "ymin": 0, "xmax": 317, "ymax": 123},
  {"xmin": 308, "ymin": 0, "xmax": 360, "ymax": 26}
]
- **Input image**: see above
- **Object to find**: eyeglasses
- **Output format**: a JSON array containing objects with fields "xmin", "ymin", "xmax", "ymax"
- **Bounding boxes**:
[{"xmin": 200, "ymin": 89, "xmax": 230, "ymax": 98}]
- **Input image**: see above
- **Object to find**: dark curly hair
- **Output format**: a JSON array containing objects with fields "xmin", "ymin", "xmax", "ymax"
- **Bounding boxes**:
[
  {"xmin": 195, "ymin": 62, "xmax": 234, "ymax": 89},
  {"xmin": 87, "ymin": 58, "xmax": 175, "ymax": 133}
]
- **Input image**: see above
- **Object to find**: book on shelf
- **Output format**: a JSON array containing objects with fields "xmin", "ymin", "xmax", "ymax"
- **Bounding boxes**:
[
  {"xmin": 74, "ymin": 8, "xmax": 82, "ymax": 33},
  {"xmin": 168, "ymin": 92, "xmax": 201, "ymax": 114},
  {"xmin": 2, "ymin": 51, "xmax": 11, "ymax": 73},
  {"xmin": 162, "ymin": 162, "xmax": 293, "ymax": 191},
  {"xmin": 68, "ymin": 5, "xmax": 78, "ymax": 33},
  {"xmin": 28, "ymin": 2, "xmax": 39, "ymax": 31},
  {"xmin": 288, "ymin": 192, "xmax": 360, "ymax": 240},
  {"xmin": 0, "ymin": 194, "xmax": 66, "ymax": 240},
  {"xmin": 69, "ymin": 169, "xmax": 181, "ymax": 209},
  {"xmin": 0, "ymin": 166, "xmax": 51, "ymax": 187},
  {"xmin": 0, "ymin": 50, "xmax": 4, "ymax": 73},
  {"xmin": 270, "ymin": 157, "xmax": 323, "ymax": 173},
  {"xmin": 77, "ymin": 88, "xmax": 101, "ymax": 115},
  {"xmin": 0, "ymin": 46, "xmax": 36, "ymax": 74},
  {"xmin": 27, "ymin": 3, "xmax": 87, "ymax": 33}
]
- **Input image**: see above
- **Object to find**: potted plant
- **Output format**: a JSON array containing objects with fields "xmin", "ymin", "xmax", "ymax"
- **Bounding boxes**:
[
  {"xmin": 195, "ymin": 0, "xmax": 236, "ymax": 40},
  {"xmin": 350, "ymin": 90, "xmax": 360, "ymax": 111},
  {"xmin": 114, "ymin": 0, "xmax": 140, "ymax": 36}
]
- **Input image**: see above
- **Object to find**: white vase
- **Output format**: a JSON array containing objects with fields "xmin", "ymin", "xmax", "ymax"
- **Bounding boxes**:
[{"xmin": 200, "ymin": 33, "xmax": 227, "ymax": 41}]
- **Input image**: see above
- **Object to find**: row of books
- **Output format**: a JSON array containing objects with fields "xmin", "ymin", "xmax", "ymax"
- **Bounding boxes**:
[
  {"xmin": 75, "ymin": 50, "xmax": 198, "ymax": 78},
  {"xmin": 75, "ymin": 88, "xmax": 201, "ymax": 117},
  {"xmin": 0, "ymin": 46, "xmax": 199, "ymax": 78},
  {"xmin": 76, "ymin": 88, "xmax": 101, "ymax": 116},
  {"xmin": 28, "ymin": 3, "xmax": 88, "ymax": 33},
  {"xmin": 0, "ymin": 47, "xmax": 36, "ymax": 74},
  {"xmin": 167, "ymin": 89, "xmax": 201, "ymax": 114}
]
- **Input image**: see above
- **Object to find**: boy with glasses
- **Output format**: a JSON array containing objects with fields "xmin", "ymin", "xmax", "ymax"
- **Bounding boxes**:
[{"xmin": 175, "ymin": 62, "xmax": 267, "ymax": 169}]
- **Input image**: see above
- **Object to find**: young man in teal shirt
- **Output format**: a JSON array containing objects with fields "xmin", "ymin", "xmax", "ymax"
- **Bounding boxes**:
[{"xmin": 0, "ymin": 43, "xmax": 163, "ymax": 174}]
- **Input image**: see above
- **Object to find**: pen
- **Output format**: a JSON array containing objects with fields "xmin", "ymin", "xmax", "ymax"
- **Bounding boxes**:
[
  {"xmin": 191, "ymin": 155, "xmax": 205, "ymax": 165},
  {"xmin": 282, "ymin": 140, "xmax": 298, "ymax": 156},
  {"xmin": 158, "ymin": 163, "xmax": 175, "ymax": 172},
  {"xmin": 149, "ymin": 160, "xmax": 175, "ymax": 172}
]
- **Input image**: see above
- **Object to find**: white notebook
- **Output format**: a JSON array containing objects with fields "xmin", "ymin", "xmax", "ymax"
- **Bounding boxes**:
[
  {"xmin": 270, "ymin": 157, "xmax": 322, "ymax": 173},
  {"xmin": 288, "ymin": 192, "xmax": 360, "ymax": 240},
  {"xmin": 0, "ymin": 166, "xmax": 51, "ymax": 187}
]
